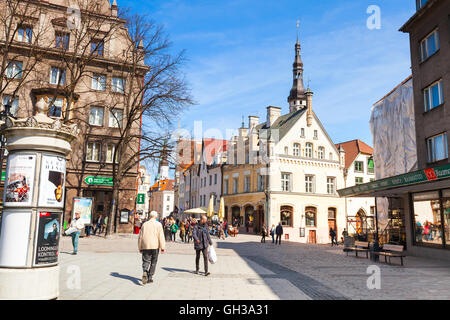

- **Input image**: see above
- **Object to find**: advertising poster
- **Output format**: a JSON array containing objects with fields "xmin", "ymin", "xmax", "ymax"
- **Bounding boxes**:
[
  {"xmin": 4, "ymin": 154, "xmax": 36, "ymax": 206},
  {"xmin": 34, "ymin": 212, "xmax": 61, "ymax": 266},
  {"xmin": 38, "ymin": 155, "xmax": 66, "ymax": 208},
  {"xmin": 72, "ymin": 197, "xmax": 93, "ymax": 225},
  {"xmin": 120, "ymin": 209, "xmax": 130, "ymax": 224}
]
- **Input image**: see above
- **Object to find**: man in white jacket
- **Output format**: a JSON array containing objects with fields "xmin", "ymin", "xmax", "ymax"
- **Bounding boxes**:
[
  {"xmin": 138, "ymin": 211, "xmax": 165, "ymax": 285},
  {"xmin": 70, "ymin": 212, "xmax": 85, "ymax": 255}
]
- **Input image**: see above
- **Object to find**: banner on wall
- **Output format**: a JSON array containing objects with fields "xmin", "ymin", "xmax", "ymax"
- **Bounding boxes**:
[
  {"xmin": 4, "ymin": 154, "xmax": 36, "ymax": 206},
  {"xmin": 38, "ymin": 155, "xmax": 66, "ymax": 208},
  {"xmin": 72, "ymin": 197, "xmax": 93, "ymax": 225},
  {"xmin": 34, "ymin": 212, "xmax": 61, "ymax": 266}
]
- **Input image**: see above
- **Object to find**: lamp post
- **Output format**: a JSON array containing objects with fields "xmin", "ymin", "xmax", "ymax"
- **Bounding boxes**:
[{"xmin": 0, "ymin": 104, "xmax": 16, "ymax": 175}]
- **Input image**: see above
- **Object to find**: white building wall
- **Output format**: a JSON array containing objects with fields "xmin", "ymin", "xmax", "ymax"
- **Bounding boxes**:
[{"xmin": 266, "ymin": 112, "xmax": 346, "ymax": 244}]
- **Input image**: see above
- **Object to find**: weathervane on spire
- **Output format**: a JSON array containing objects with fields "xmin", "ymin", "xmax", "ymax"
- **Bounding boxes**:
[{"xmin": 297, "ymin": 18, "xmax": 300, "ymax": 42}]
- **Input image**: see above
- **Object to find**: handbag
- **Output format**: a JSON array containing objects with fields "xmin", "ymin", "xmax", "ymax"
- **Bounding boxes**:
[{"xmin": 208, "ymin": 245, "xmax": 217, "ymax": 264}]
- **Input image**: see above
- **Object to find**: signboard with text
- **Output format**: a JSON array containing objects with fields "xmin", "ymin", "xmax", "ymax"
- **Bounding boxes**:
[
  {"xmin": 338, "ymin": 164, "xmax": 450, "ymax": 197},
  {"xmin": 84, "ymin": 176, "xmax": 113, "ymax": 186},
  {"xmin": 38, "ymin": 155, "xmax": 66, "ymax": 208}
]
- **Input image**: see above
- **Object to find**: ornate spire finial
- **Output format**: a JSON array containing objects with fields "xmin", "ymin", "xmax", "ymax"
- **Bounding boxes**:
[{"xmin": 297, "ymin": 18, "xmax": 300, "ymax": 43}]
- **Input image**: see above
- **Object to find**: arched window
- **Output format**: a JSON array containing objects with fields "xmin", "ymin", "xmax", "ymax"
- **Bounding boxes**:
[
  {"xmin": 305, "ymin": 207, "xmax": 317, "ymax": 227},
  {"xmin": 305, "ymin": 143, "xmax": 313, "ymax": 158},
  {"xmin": 318, "ymin": 147, "xmax": 325, "ymax": 159},
  {"xmin": 293, "ymin": 143, "xmax": 300, "ymax": 156},
  {"xmin": 280, "ymin": 206, "xmax": 293, "ymax": 227},
  {"xmin": 284, "ymin": 146, "xmax": 289, "ymax": 155}
]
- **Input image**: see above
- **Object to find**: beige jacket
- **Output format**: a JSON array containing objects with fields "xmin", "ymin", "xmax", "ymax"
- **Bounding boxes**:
[{"xmin": 138, "ymin": 219, "xmax": 166, "ymax": 251}]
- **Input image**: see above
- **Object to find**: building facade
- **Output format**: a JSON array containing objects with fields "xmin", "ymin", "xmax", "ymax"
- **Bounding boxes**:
[
  {"xmin": 221, "ymin": 35, "xmax": 374, "ymax": 244},
  {"xmin": 0, "ymin": 0, "xmax": 146, "ymax": 233},
  {"xmin": 339, "ymin": 0, "xmax": 450, "ymax": 261}
]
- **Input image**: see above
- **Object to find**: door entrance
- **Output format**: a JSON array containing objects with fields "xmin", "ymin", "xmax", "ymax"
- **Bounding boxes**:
[{"xmin": 308, "ymin": 230, "xmax": 317, "ymax": 244}]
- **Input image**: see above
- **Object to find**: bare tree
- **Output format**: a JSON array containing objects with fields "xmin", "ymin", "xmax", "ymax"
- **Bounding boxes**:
[
  {"xmin": 0, "ymin": 0, "xmax": 50, "ymax": 113},
  {"xmin": 103, "ymin": 13, "xmax": 193, "ymax": 236}
]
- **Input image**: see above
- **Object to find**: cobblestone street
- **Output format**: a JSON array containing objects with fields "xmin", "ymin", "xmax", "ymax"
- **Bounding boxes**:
[{"xmin": 59, "ymin": 233, "xmax": 450, "ymax": 300}]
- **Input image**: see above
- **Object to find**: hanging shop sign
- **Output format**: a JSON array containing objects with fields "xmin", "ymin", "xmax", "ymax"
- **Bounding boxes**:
[
  {"xmin": 34, "ymin": 212, "xmax": 61, "ymax": 266},
  {"xmin": 38, "ymin": 155, "xmax": 66, "ymax": 208},
  {"xmin": 338, "ymin": 164, "xmax": 450, "ymax": 197},
  {"xmin": 4, "ymin": 154, "xmax": 36, "ymax": 207},
  {"xmin": 136, "ymin": 193, "xmax": 146, "ymax": 204},
  {"xmin": 84, "ymin": 176, "xmax": 113, "ymax": 186}
]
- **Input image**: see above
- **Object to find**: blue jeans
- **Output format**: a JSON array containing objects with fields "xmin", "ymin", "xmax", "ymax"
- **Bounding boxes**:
[
  {"xmin": 224, "ymin": 229, "xmax": 228, "ymax": 238},
  {"xmin": 71, "ymin": 232, "xmax": 80, "ymax": 253}
]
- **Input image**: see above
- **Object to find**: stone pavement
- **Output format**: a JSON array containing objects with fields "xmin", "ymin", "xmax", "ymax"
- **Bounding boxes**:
[{"xmin": 58, "ymin": 233, "xmax": 450, "ymax": 300}]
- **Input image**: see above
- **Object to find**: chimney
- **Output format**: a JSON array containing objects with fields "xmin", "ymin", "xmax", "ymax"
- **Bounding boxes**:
[
  {"xmin": 248, "ymin": 116, "xmax": 259, "ymax": 131},
  {"xmin": 266, "ymin": 106, "xmax": 281, "ymax": 127},
  {"xmin": 305, "ymin": 89, "xmax": 313, "ymax": 127}
]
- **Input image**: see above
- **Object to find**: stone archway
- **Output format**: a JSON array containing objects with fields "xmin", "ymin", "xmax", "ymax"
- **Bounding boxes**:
[
  {"xmin": 231, "ymin": 206, "xmax": 241, "ymax": 227},
  {"xmin": 244, "ymin": 205, "xmax": 255, "ymax": 233}
]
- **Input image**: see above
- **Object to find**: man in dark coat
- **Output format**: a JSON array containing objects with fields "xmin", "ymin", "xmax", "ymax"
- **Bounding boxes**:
[
  {"xmin": 330, "ymin": 228, "xmax": 337, "ymax": 246},
  {"xmin": 275, "ymin": 222, "xmax": 283, "ymax": 245},
  {"xmin": 192, "ymin": 215, "xmax": 213, "ymax": 276}
]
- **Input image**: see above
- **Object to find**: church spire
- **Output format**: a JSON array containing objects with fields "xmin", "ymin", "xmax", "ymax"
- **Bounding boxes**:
[{"xmin": 288, "ymin": 19, "xmax": 306, "ymax": 113}]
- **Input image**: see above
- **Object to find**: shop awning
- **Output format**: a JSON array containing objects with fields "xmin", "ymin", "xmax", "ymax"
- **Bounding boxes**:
[{"xmin": 338, "ymin": 163, "xmax": 450, "ymax": 197}]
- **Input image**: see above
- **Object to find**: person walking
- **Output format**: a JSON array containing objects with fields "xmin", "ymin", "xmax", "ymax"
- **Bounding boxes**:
[
  {"xmin": 270, "ymin": 224, "xmax": 276, "ymax": 244},
  {"xmin": 275, "ymin": 223, "xmax": 283, "ymax": 245},
  {"xmin": 102, "ymin": 216, "xmax": 108, "ymax": 234},
  {"xmin": 180, "ymin": 220, "xmax": 186, "ymax": 242},
  {"xmin": 138, "ymin": 211, "xmax": 166, "ymax": 285},
  {"xmin": 223, "ymin": 219, "xmax": 228, "ymax": 238},
  {"xmin": 70, "ymin": 212, "xmax": 84, "ymax": 255},
  {"xmin": 261, "ymin": 224, "xmax": 267, "ymax": 243},
  {"xmin": 330, "ymin": 228, "xmax": 337, "ymax": 247},
  {"xmin": 164, "ymin": 219, "xmax": 172, "ymax": 242},
  {"xmin": 171, "ymin": 219, "xmax": 179, "ymax": 242},
  {"xmin": 93, "ymin": 214, "xmax": 103, "ymax": 235},
  {"xmin": 192, "ymin": 215, "xmax": 213, "ymax": 276}
]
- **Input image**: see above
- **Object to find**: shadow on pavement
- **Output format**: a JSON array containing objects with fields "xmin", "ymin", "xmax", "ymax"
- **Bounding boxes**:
[
  {"xmin": 162, "ymin": 267, "xmax": 196, "ymax": 274},
  {"xmin": 217, "ymin": 240, "xmax": 348, "ymax": 300},
  {"xmin": 110, "ymin": 272, "xmax": 141, "ymax": 286}
]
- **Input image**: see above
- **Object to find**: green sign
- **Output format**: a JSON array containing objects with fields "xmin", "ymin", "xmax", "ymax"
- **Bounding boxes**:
[
  {"xmin": 137, "ymin": 193, "xmax": 145, "ymax": 204},
  {"xmin": 84, "ymin": 176, "xmax": 113, "ymax": 186},
  {"xmin": 338, "ymin": 164, "xmax": 450, "ymax": 197},
  {"xmin": 1, "ymin": 171, "xmax": 5, "ymax": 181}
]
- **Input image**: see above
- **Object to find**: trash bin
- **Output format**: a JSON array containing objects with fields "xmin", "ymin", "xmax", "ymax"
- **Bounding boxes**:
[{"xmin": 370, "ymin": 241, "xmax": 381, "ymax": 262}]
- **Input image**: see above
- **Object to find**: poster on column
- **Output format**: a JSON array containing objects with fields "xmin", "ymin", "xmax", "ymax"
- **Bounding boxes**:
[
  {"xmin": 34, "ymin": 211, "xmax": 61, "ymax": 266},
  {"xmin": 38, "ymin": 155, "xmax": 66, "ymax": 208},
  {"xmin": 4, "ymin": 153, "xmax": 36, "ymax": 206}
]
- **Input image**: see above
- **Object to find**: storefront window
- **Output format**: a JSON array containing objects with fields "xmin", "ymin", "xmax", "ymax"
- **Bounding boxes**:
[
  {"xmin": 443, "ymin": 189, "xmax": 450, "ymax": 246},
  {"xmin": 305, "ymin": 207, "xmax": 316, "ymax": 227},
  {"xmin": 280, "ymin": 206, "xmax": 293, "ymax": 227},
  {"xmin": 413, "ymin": 191, "xmax": 443, "ymax": 246}
]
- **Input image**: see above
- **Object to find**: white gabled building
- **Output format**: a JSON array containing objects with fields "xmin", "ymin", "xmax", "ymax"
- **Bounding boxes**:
[{"xmin": 224, "ymin": 31, "xmax": 375, "ymax": 244}]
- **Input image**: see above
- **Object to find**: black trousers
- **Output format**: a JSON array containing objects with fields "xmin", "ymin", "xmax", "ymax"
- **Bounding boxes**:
[
  {"xmin": 276, "ymin": 234, "xmax": 281, "ymax": 245},
  {"xmin": 195, "ymin": 248, "xmax": 208, "ymax": 273},
  {"xmin": 142, "ymin": 249, "xmax": 159, "ymax": 278}
]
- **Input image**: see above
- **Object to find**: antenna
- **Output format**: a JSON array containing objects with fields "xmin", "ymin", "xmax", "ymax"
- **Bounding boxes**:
[{"xmin": 297, "ymin": 18, "xmax": 300, "ymax": 41}]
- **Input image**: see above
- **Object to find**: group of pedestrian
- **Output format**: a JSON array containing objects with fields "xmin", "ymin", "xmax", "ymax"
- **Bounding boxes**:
[
  {"xmin": 260, "ymin": 223, "xmax": 284, "ymax": 245},
  {"xmin": 162, "ymin": 216, "xmax": 196, "ymax": 243},
  {"xmin": 138, "ymin": 212, "xmax": 213, "ymax": 285}
]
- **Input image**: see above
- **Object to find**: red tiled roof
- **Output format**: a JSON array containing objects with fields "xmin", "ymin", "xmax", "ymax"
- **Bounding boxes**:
[
  {"xmin": 335, "ymin": 139, "xmax": 373, "ymax": 170},
  {"xmin": 151, "ymin": 179, "xmax": 175, "ymax": 192}
]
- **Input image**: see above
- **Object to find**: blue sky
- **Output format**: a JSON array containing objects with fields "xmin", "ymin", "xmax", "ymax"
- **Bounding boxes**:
[{"xmin": 119, "ymin": 0, "xmax": 415, "ymax": 170}]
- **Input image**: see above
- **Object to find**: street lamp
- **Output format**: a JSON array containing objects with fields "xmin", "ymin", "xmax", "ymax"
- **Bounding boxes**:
[{"xmin": 0, "ymin": 104, "xmax": 16, "ymax": 179}]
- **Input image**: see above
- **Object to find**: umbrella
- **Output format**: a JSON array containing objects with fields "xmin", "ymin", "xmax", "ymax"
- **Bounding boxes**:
[
  {"xmin": 218, "ymin": 197, "xmax": 225, "ymax": 220},
  {"xmin": 207, "ymin": 195, "xmax": 215, "ymax": 218},
  {"xmin": 184, "ymin": 207, "xmax": 207, "ymax": 215}
]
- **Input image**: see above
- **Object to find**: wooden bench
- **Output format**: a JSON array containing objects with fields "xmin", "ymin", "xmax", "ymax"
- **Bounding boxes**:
[
  {"xmin": 345, "ymin": 241, "xmax": 369, "ymax": 259},
  {"xmin": 373, "ymin": 244, "xmax": 406, "ymax": 266}
]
